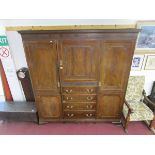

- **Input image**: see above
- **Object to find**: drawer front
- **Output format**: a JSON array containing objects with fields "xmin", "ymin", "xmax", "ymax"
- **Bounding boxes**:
[
  {"xmin": 62, "ymin": 95, "xmax": 97, "ymax": 102},
  {"xmin": 63, "ymin": 102, "xmax": 96, "ymax": 110},
  {"xmin": 62, "ymin": 87, "xmax": 97, "ymax": 94},
  {"xmin": 63, "ymin": 111, "xmax": 96, "ymax": 119}
]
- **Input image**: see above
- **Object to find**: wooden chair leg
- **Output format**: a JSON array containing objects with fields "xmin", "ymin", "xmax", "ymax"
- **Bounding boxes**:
[
  {"xmin": 149, "ymin": 116, "xmax": 155, "ymax": 129},
  {"xmin": 123, "ymin": 111, "xmax": 130, "ymax": 133},
  {"xmin": 124, "ymin": 119, "xmax": 129, "ymax": 133},
  {"xmin": 149, "ymin": 120, "xmax": 153, "ymax": 128}
]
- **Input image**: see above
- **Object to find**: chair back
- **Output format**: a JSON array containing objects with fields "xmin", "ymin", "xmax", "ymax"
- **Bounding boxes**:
[{"xmin": 125, "ymin": 76, "xmax": 145, "ymax": 101}]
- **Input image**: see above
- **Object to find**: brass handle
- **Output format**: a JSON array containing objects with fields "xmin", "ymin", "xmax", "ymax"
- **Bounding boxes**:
[
  {"xmin": 66, "ymin": 105, "xmax": 73, "ymax": 109},
  {"xmin": 86, "ymin": 113, "xmax": 93, "ymax": 117},
  {"xmin": 66, "ymin": 97, "xmax": 73, "ymax": 100},
  {"xmin": 86, "ymin": 88, "xmax": 94, "ymax": 93},
  {"xmin": 86, "ymin": 105, "xmax": 93, "ymax": 109},
  {"xmin": 65, "ymin": 89, "xmax": 72, "ymax": 93},
  {"xmin": 49, "ymin": 40, "xmax": 56, "ymax": 44},
  {"xmin": 98, "ymin": 81, "xmax": 101, "ymax": 87},
  {"xmin": 67, "ymin": 113, "xmax": 74, "ymax": 117},
  {"xmin": 59, "ymin": 60, "xmax": 63, "ymax": 69},
  {"xmin": 57, "ymin": 82, "xmax": 60, "ymax": 88},
  {"xmin": 86, "ymin": 96, "xmax": 93, "ymax": 101}
]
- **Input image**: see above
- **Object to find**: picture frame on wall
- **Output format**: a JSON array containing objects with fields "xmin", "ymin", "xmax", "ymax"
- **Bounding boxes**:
[
  {"xmin": 144, "ymin": 55, "xmax": 155, "ymax": 70},
  {"xmin": 131, "ymin": 54, "xmax": 145, "ymax": 71},
  {"xmin": 136, "ymin": 21, "xmax": 155, "ymax": 51}
]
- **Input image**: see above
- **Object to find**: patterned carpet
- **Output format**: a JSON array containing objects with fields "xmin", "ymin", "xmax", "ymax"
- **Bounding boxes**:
[{"xmin": 0, "ymin": 120, "xmax": 153, "ymax": 135}]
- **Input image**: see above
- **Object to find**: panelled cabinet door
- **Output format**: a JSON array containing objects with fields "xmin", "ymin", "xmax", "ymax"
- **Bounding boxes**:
[
  {"xmin": 24, "ymin": 40, "xmax": 61, "ymax": 119},
  {"xmin": 37, "ymin": 96, "xmax": 61, "ymax": 119},
  {"xmin": 59, "ymin": 40, "xmax": 100, "ymax": 84},
  {"xmin": 97, "ymin": 93, "xmax": 123, "ymax": 118},
  {"xmin": 99, "ymin": 41, "xmax": 135, "ymax": 92},
  {"xmin": 24, "ymin": 40, "xmax": 59, "ymax": 93}
]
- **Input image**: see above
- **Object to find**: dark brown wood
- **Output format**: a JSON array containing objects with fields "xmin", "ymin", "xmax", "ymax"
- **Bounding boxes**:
[
  {"xmin": 97, "ymin": 93, "xmax": 123, "ymax": 118},
  {"xmin": 149, "ymin": 81, "xmax": 155, "ymax": 102},
  {"xmin": 63, "ymin": 102, "xmax": 96, "ymax": 111},
  {"xmin": 36, "ymin": 95, "xmax": 61, "ymax": 119},
  {"xmin": 99, "ymin": 41, "xmax": 135, "ymax": 92},
  {"xmin": 124, "ymin": 111, "xmax": 130, "ymax": 133},
  {"xmin": 17, "ymin": 67, "xmax": 35, "ymax": 101},
  {"xmin": 59, "ymin": 39, "xmax": 100, "ymax": 84},
  {"xmin": 19, "ymin": 29, "xmax": 140, "ymax": 34},
  {"xmin": 62, "ymin": 94, "xmax": 97, "ymax": 102},
  {"xmin": 63, "ymin": 110, "xmax": 96, "ymax": 119},
  {"xmin": 24, "ymin": 40, "xmax": 59, "ymax": 93},
  {"xmin": 143, "ymin": 90, "xmax": 155, "ymax": 111},
  {"xmin": 19, "ymin": 29, "xmax": 139, "ymax": 123},
  {"xmin": 149, "ymin": 117, "xmax": 155, "ymax": 128}
]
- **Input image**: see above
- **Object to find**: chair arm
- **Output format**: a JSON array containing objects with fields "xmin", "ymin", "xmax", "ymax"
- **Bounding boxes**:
[
  {"xmin": 124, "ymin": 100, "xmax": 134, "ymax": 113},
  {"xmin": 143, "ymin": 90, "xmax": 155, "ymax": 113}
]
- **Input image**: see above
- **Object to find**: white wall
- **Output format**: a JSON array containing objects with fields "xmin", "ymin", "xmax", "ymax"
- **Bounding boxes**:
[
  {"xmin": 130, "ymin": 70, "xmax": 155, "ymax": 95},
  {"xmin": 6, "ymin": 31, "xmax": 28, "ymax": 70},
  {"xmin": 1, "ymin": 19, "xmax": 137, "ymax": 26}
]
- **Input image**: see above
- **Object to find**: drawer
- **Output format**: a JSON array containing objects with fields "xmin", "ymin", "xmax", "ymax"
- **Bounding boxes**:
[
  {"xmin": 62, "ymin": 95, "xmax": 97, "ymax": 102},
  {"xmin": 63, "ymin": 102, "xmax": 96, "ymax": 110},
  {"xmin": 63, "ymin": 111, "xmax": 96, "ymax": 119},
  {"xmin": 62, "ymin": 87, "xmax": 97, "ymax": 94}
]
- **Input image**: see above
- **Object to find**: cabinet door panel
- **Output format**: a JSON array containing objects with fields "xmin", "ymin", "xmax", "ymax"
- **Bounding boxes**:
[
  {"xmin": 99, "ymin": 41, "xmax": 134, "ymax": 91},
  {"xmin": 37, "ymin": 96, "xmax": 61, "ymax": 119},
  {"xmin": 25, "ymin": 41, "xmax": 59, "ymax": 93},
  {"xmin": 97, "ymin": 94, "xmax": 123, "ymax": 118},
  {"xmin": 59, "ymin": 40, "xmax": 100, "ymax": 83}
]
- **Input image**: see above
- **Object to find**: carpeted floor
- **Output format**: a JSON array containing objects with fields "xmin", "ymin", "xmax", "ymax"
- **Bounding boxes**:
[{"xmin": 0, "ymin": 120, "xmax": 153, "ymax": 135}]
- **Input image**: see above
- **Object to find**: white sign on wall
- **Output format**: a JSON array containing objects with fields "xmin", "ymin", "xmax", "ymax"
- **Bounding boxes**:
[{"xmin": 0, "ymin": 33, "xmax": 25, "ymax": 101}]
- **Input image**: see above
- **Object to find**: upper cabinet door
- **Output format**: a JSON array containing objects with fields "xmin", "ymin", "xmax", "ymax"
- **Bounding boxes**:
[
  {"xmin": 59, "ymin": 40, "xmax": 100, "ymax": 84},
  {"xmin": 24, "ymin": 40, "xmax": 59, "ymax": 93},
  {"xmin": 99, "ymin": 41, "xmax": 135, "ymax": 92}
]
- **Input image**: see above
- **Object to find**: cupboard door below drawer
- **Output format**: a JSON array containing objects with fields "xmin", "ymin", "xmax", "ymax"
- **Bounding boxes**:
[
  {"xmin": 97, "ymin": 94, "xmax": 123, "ymax": 118},
  {"xmin": 36, "ymin": 96, "xmax": 61, "ymax": 119}
]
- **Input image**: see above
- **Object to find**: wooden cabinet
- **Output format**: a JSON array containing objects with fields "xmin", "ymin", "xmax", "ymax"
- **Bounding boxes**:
[
  {"xmin": 36, "ymin": 95, "xmax": 61, "ymax": 119},
  {"xmin": 24, "ymin": 40, "xmax": 59, "ymax": 93},
  {"xmin": 19, "ymin": 29, "xmax": 139, "ymax": 123},
  {"xmin": 59, "ymin": 39, "xmax": 100, "ymax": 84},
  {"xmin": 97, "ymin": 93, "xmax": 123, "ymax": 118},
  {"xmin": 99, "ymin": 41, "xmax": 134, "ymax": 91},
  {"xmin": 23, "ymin": 40, "xmax": 61, "ymax": 121}
]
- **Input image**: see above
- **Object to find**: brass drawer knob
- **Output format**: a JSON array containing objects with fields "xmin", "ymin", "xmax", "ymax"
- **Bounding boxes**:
[
  {"xmin": 86, "ymin": 96, "xmax": 93, "ymax": 100},
  {"xmin": 86, "ymin": 88, "xmax": 94, "ymax": 93},
  {"xmin": 67, "ymin": 113, "xmax": 74, "ymax": 117},
  {"xmin": 65, "ymin": 89, "xmax": 72, "ymax": 93},
  {"xmin": 86, "ymin": 105, "xmax": 93, "ymax": 109},
  {"xmin": 66, "ymin": 97, "xmax": 73, "ymax": 100},
  {"xmin": 86, "ymin": 113, "xmax": 93, "ymax": 117},
  {"xmin": 66, "ymin": 105, "xmax": 73, "ymax": 109}
]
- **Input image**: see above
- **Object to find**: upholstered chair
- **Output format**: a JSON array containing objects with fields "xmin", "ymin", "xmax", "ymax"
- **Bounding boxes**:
[{"xmin": 123, "ymin": 76, "xmax": 155, "ymax": 133}]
